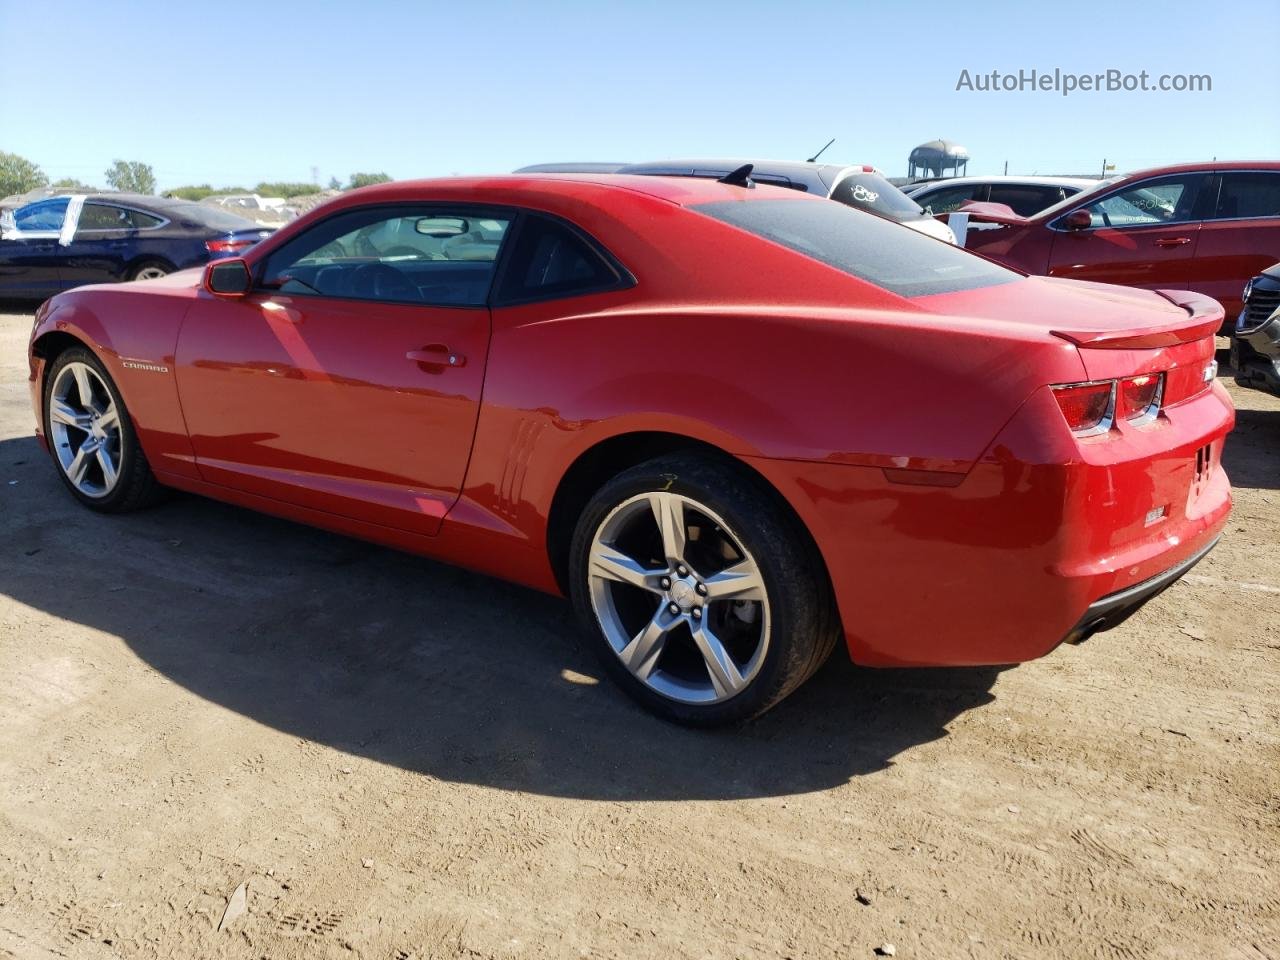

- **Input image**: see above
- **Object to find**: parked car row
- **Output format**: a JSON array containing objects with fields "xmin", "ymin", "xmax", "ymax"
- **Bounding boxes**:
[
  {"xmin": 27, "ymin": 167, "xmax": 1234, "ymax": 724},
  {"xmin": 0, "ymin": 193, "xmax": 274, "ymax": 299}
]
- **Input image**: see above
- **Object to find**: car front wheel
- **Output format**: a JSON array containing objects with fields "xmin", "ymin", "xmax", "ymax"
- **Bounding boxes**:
[
  {"xmin": 43, "ymin": 347, "xmax": 164, "ymax": 512},
  {"xmin": 569, "ymin": 453, "xmax": 839, "ymax": 725}
]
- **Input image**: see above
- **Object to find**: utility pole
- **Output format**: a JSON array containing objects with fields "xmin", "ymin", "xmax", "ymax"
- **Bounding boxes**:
[{"xmin": 1003, "ymin": 160, "xmax": 1008, "ymax": 175}]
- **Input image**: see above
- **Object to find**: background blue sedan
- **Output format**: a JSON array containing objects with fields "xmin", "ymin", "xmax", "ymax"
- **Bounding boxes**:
[{"xmin": 0, "ymin": 193, "xmax": 273, "ymax": 299}]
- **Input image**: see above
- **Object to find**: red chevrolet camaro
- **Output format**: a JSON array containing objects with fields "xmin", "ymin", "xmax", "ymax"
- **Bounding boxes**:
[{"xmin": 27, "ymin": 174, "xmax": 1234, "ymax": 724}]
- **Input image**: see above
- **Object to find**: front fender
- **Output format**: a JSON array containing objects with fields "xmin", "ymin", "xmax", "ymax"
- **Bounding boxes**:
[{"xmin": 28, "ymin": 287, "xmax": 200, "ymax": 478}]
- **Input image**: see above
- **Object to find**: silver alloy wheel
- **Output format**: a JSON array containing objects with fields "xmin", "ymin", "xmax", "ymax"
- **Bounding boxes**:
[
  {"xmin": 587, "ymin": 492, "xmax": 771, "ymax": 704},
  {"xmin": 48, "ymin": 362, "xmax": 123, "ymax": 498},
  {"xmin": 133, "ymin": 265, "xmax": 168, "ymax": 281}
]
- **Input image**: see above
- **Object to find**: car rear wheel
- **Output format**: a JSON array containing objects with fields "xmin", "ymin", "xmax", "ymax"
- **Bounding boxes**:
[
  {"xmin": 43, "ymin": 348, "xmax": 164, "ymax": 513},
  {"xmin": 569, "ymin": 453, "xmax": 839, "ymax": 725},
  {"xmin": 129, "ymin": 260, "xmax": 171, "ymax": 281}
]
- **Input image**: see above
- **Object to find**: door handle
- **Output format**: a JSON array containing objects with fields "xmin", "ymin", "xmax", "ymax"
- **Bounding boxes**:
[
  {"xmin": 1154, "ymin": 237, "xmax": 1192, "ymax": 247},
  {"xmin": 406, "ymin": 345, "xmax": 465, "ymax": 368}
]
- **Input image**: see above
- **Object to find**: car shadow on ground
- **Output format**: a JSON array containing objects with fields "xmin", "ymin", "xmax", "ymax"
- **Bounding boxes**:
[{"xmin": 0, "ymin": 435, "xmax": 1002, "ymax": 801}]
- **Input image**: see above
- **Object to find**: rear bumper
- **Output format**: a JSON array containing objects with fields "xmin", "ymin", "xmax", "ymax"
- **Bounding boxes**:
[
  {"xmin": 746, "ymin": 377, "xmax": 1234, "ymax": 668},
  {"xmin": 1061, "ymin": 535, "xmax": 1219, "ymax": 645}
]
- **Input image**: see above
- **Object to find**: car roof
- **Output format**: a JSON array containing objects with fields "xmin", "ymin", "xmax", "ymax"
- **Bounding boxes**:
[
  {"xmin": 1117, "ymin": 160, "xmax": 1280, "ymax": 176},
  {"xmin": 516, "ymin": 159, "xmax": 886, "ymax": 194},
  {"xmin": 345, "ymin": 173, "xmax": 830, "ymax": 208},
  {"xmin": 616, "ymin": 158, "xmax": 880, "ymax": 188},
  {"xmin": 23, "ymin": 192, "xmax": 201, "ymax": 211},
  {"xmin": 912, "ymin": 175, "xmax": 1098, "ymax": 190},
  {"xmin": 513, "ymin": 162, "xmax": 630, "ymax": 174}
]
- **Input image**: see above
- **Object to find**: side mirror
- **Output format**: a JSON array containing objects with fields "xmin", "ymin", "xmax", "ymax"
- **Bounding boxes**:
[
  {"xmin": 1063, "ymin": 209, "xmax": 1094, "ymax": 231},
  {"xmin": 204, "ymin": 258, "xmax": 252, "ymax": 296}
]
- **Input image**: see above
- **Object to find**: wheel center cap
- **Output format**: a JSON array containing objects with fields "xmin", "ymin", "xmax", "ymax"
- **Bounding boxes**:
[{"xmin": 670, "ymin": 579, "xmax": 697, "ymax": 611}]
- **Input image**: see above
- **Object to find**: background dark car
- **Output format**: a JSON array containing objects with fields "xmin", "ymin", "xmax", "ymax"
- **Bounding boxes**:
[
  {"xmin": 0, "ymin": 193, "xmax": 273, "ymax": 299},
  {"xmin": 1231, "ymin": 262, "xmax": 1280, "ymax": 396}
]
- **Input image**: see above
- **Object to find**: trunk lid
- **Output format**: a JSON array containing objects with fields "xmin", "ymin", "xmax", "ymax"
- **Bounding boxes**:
[{"xmin": 916, "ymin": 276, "xmax": 1223, "ymax": 405}]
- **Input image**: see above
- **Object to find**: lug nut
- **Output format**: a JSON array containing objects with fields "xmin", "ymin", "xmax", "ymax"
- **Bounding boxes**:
[
  {"xmin": 692, "ymin": 607, "xmax": 702, "ymax": 619},
  {"xmin": 668, "ymin": 602, "xmax": 680, "ymax": 615},
  {"xmin": 676, "ymin": 565, "xmax": 688, "ymax": 576},
  {"xmin": 696, "ymin": 582, "xmax": 707, "ymax": 596},
  {"xmin": 660, "ymin": 577, "xmax": 671, "ymax": 590}
]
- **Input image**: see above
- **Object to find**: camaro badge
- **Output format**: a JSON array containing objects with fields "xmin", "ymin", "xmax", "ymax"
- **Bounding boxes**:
[{"xmin": 121, "ymin": 360, "xmax": 169, "ymax": 374}]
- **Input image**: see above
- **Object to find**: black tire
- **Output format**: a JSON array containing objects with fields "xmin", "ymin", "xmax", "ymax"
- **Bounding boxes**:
[
  {"xmin": 568, "ymin": 452, "xmax": 840, "ymax": 726},
  {"xmin": 128, "ymin": 259, "xmax": 172, "ymax": 281},
  {"xmin": 43, "ymin": 347, "xmax": 165, "ymax": 513}
]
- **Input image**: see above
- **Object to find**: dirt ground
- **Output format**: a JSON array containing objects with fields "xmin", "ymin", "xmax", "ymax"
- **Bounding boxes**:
[{"xmin": 0, "ymin": 305, "xmax": 1276, "ymax": 960}]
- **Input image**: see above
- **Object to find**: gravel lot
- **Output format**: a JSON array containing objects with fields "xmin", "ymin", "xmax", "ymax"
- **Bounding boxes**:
[{"xmin": 0, "ymin": 305, "xmax": 1276, "ymax": 960}]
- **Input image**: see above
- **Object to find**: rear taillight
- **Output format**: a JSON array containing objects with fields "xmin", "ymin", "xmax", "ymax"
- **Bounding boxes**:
[
  {"xmin": 1118, "ymin": 373, "xmax": 1163, "ymax": 423},
  {"xmin": 1052, "ymin": 372, "xmax": 1165, "ymax": 437},
  {"xmin": 206, "ymin": 238, "xmax": 256, "ymax": 254},
  {"xmin": 1052, "ymin": 381, "xmax": 1114, "ymax": 436}
]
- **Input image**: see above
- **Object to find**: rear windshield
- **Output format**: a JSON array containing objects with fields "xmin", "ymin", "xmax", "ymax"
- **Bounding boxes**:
[
  {"xmin": 693, "ymin": 197, "xmax": 1019, "ymax": 297},
  {"xmin": 828, "ymin": 173, "xmax": 925, "ymax": 222},
  {"xmin": 173, "ymin": 204, "xmax": 263, "ymax": 232}
]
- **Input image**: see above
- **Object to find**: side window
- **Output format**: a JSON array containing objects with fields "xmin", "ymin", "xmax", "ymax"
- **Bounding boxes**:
[
  {"xmin": 1077, "ymin": 175, "xmax": 1203, "ymax": 228},
  {"xmin": 495, "ymin": 215, "xmax": 625, "ymax": 304},
  {"xmin": 260, "ymin": 206, "xmax": 511, "ymax": 306},
  {"xmin": 78, "ymin": 204, "xmax": 165, "ymax": 231},
  {"xmin": 78, "ymin": 204, "xmax": 129, "ymax": 230},
  {"xmin": 987, "ymin": 185, "xmax": 1063, "ymax": 217},
  {"xmin": 13, "ymin": 198, "xmax": 69, "ymax": 232},
  {"xmin": 915, "ymin": 184, "xmax": 981, "ymax": 214},
  {"xmin": 124, "ymin": 208, "xmax": 163, "ymax": 229},
  {"xmin": 1213, "ymin": 172, "xmax": 1280, "ymax": 220}
]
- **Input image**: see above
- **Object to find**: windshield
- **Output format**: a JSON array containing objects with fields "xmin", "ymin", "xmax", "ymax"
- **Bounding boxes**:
[
  {"xmin": 828, "ymin": 172, "xmax": 925, "ymax": 222},
  {"xmin": 693, "ymin": 197, "xmax": 1018, "ymax": 297}
]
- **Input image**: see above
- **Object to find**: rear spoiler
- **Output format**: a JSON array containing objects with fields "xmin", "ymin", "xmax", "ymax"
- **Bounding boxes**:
[{"xmin": 1051, "ymin": 290, "xmax": 1225, "ymax": 349}]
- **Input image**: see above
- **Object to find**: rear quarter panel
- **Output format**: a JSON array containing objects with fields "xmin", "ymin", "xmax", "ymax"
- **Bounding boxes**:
[{"xmin": 448, "ymin": 281, "xmax": 1087, "ymax": 594}]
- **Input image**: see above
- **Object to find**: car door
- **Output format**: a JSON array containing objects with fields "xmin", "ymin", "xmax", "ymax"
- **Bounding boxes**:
[
  {"xmin": 59, "ymin": 202, "xmax": 148, "ymax": 287},
  {"xmin": 0, "ymin": 198, "xmax": 70, "ymax": 297},
  {"xmin": 174, "ymin": 203, "xmax": 513, "ymax": 537},
  {"xmin": 1046, "ymin": 173, "xmax": 1208, "ymax": 292},
  {"xmin": 1187, "ymin": 170, "xmax": 1280, "ymax": 317}
]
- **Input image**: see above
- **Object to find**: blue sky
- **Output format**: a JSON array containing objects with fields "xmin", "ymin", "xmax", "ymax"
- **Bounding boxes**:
[{"xmin": 2, "ymin": 0, "xmax": 1276, "ymax": 190}]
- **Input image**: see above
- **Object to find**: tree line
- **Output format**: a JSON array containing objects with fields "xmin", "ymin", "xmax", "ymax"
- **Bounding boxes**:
[{"xmin": 0, "ymin": 150, "xmax": 391, "ymax": 199}]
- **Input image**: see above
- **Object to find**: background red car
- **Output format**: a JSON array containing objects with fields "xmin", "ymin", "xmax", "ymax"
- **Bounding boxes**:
[
  {"xmin": 945, "ymin": 161, "xmax": 1280, "ymax": 319},
  {"xmin": 27, "ymin": 174, "xmax": 1234, "ymax": 724}
]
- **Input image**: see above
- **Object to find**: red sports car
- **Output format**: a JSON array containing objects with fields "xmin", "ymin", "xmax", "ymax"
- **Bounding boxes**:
[
  {"xmin": 27, "ymin": 174, "xmax": 1234, "ymax": 724},
  {"xmin": 945, "ymin": 161, "xmax": 1280, "ymax": 320}
]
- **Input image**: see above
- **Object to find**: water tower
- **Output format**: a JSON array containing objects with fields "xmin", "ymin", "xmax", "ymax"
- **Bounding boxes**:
[{"xmin": 908, "ymin": 139, "xmax": 970, "ymax": 180}]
